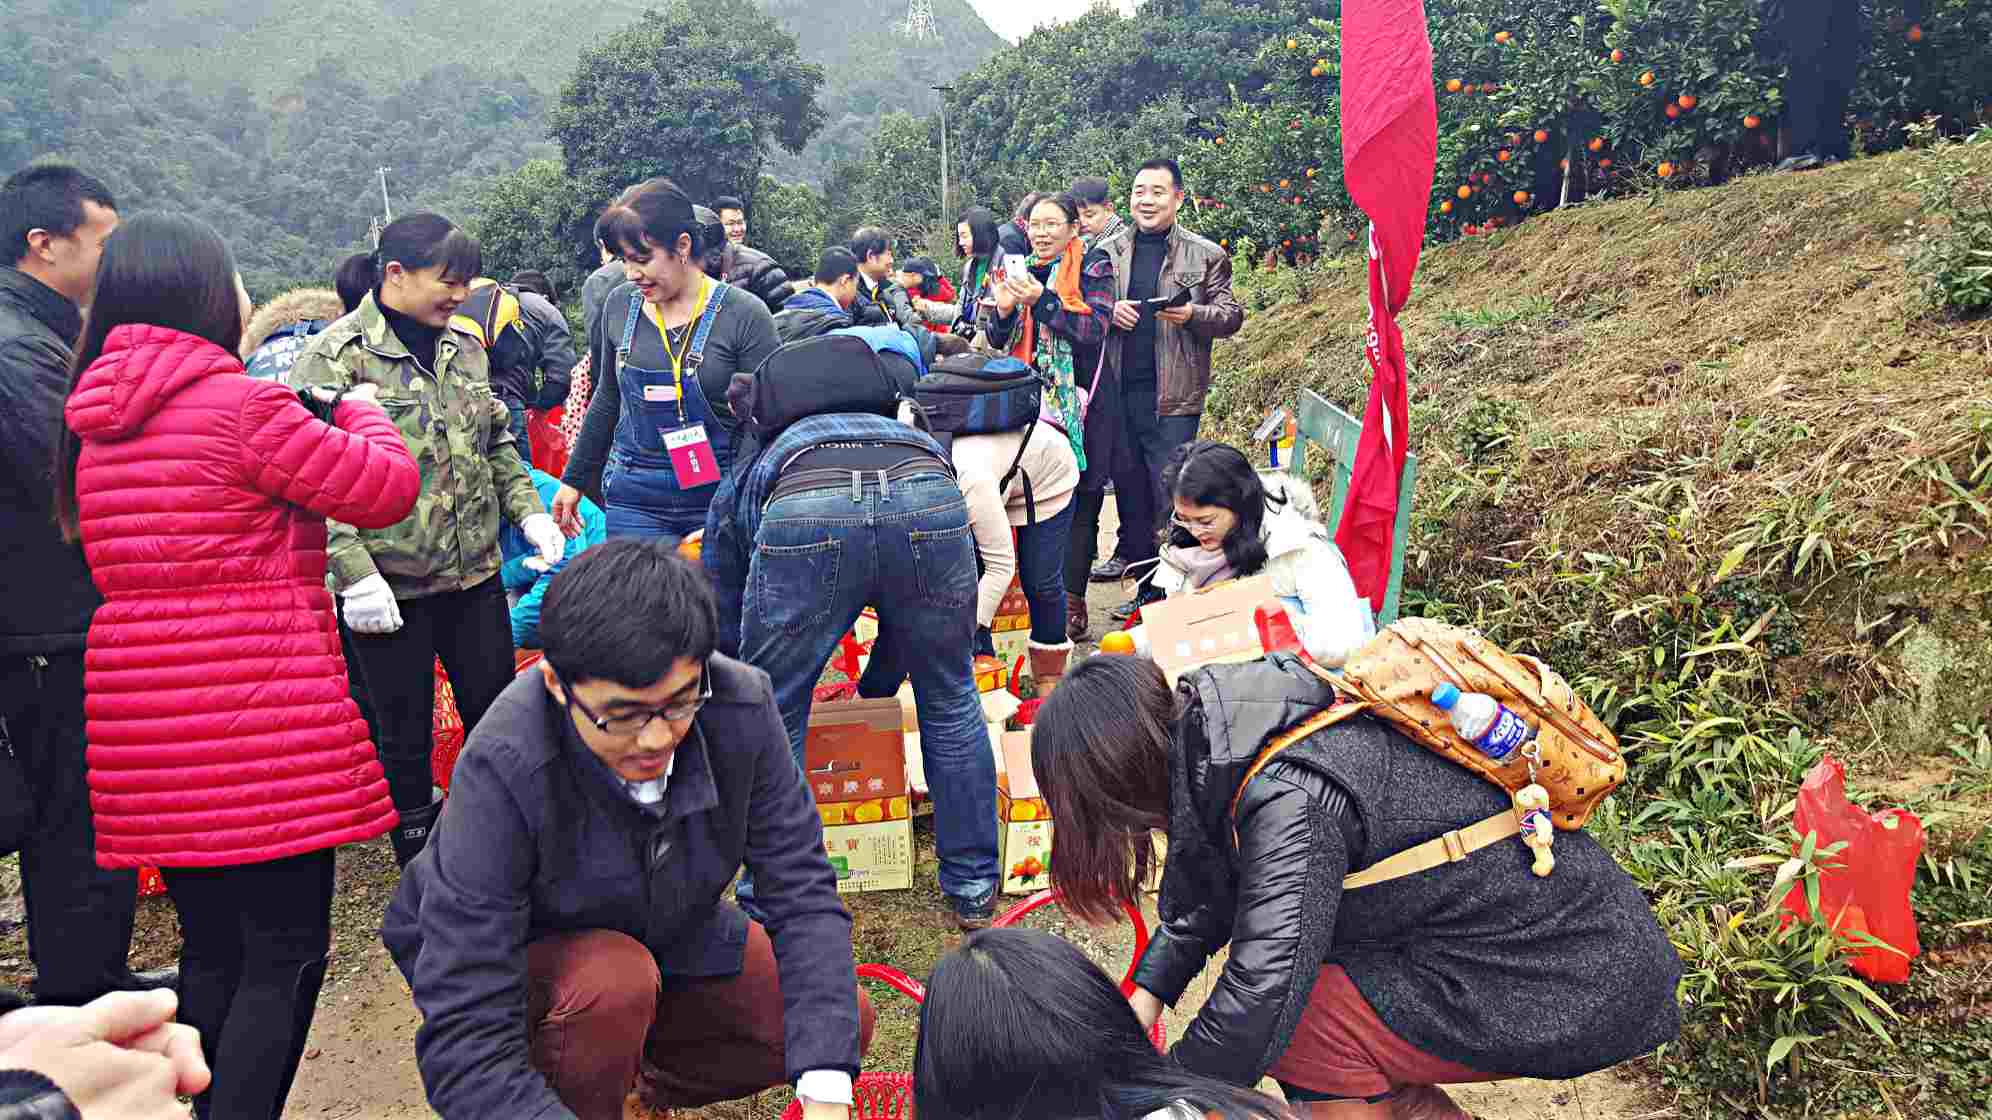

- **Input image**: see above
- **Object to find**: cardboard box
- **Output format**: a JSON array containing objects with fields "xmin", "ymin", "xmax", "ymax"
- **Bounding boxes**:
[
  {"xmin": 804, "ymin": 699, "xmax": 907, "ymax": 804},
  {"xmin": 998, "ymin": 730, "xmax": 1055, "ymax": 895},
  {"xmin": 820, "ymin": 794, "xmax": 913, "ymax": 893},
  {"xmin": 852, "ymin": 608, "xmax": 879, "ymax": 646},
  {"xmin": 991, "ymin": 573, "xmax": 1031, "ymax": 633},
  {"xmin": 991, "ymin": 629, "xmax": 1030, "ymax": 672},
  {"xmin": 1139, "ymin": 574, "xmax": 1277, "ymax": 684}
]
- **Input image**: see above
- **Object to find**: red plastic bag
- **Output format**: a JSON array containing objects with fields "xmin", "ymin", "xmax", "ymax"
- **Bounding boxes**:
[
  {"xmin": 528, "ymin": 407, "xmax": 569, "ymax": 479},
  {"xmin": 1780, "ymin": 755, "xmax": 1924, "ymax": 983}
]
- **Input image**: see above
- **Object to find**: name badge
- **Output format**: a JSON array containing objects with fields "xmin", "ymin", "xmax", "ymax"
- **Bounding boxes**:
[
  {"xmin": 663, "ymin": 424, "xmax": 721, "ymax": 489},
  {"xmin": 643, "ymin": 384, "xmax": 681, "ymax": 403}
]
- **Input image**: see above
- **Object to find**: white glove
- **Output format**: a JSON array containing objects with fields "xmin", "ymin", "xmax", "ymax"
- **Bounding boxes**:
[
  {"xmin": 340, "ymin": 573, "xmax": 404, "ymax": 635},
  {"xmin": 521, "ymin": 513, "xmax": 566, "ymax": 573}
]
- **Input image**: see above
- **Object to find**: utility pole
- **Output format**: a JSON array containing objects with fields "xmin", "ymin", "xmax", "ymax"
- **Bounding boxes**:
[
  {"xmin": 933, "ymin": 85, "xmax": 953, "ymax": 227},
  {"xmin": 377, "ymin": 167, "xmax": 393, "ymax": 224}
]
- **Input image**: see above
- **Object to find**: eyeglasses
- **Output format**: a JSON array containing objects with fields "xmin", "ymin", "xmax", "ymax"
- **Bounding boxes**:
[
  {"xmin": 1170, "ymin": 510, "xmax": 1228, "ymax": 535},
  {"xmin": 560, "ymin": 659, "xmax": 713, "ymax": 738},
  {"xmin": 1026, "ymin": 220, "xmax": 1072, "ymax": 233}
]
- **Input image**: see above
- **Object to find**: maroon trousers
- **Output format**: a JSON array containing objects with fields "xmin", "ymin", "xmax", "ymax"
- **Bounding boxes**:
[{"xmin": 525, "ymin": 922, "xmax": 876, "ymax": 1120}]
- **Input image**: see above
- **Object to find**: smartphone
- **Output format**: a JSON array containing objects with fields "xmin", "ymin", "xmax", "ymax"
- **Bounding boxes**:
[
  {"xmin": 1143, "ymin": 289, "xmax": 1194, "ymax": 310},
  {"xmin": 1003, "ymin": 252, "xmax": 1032, "ymax": 280}
]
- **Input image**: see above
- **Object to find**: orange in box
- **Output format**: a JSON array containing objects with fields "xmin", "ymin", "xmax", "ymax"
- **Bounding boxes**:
[
  {"xmin": 804, "ymin": 699, "xmax": 907, "ymax": 804},
  {"xmin": 998, "ymin": 730, "xmax": 1055, "ymax": 894},
  {"xmin": 816, "ymin": 796, "xmax": 912, "ymax": 827}
]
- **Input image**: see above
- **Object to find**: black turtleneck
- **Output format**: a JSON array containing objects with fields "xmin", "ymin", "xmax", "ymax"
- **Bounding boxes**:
[
  {"xmin": 1123, "ymin": 226, "xmax": 1171, "ymax": 389},
  {"xmin": 380, "ymin": 299, "xmax": 443, "ymax": 370}
]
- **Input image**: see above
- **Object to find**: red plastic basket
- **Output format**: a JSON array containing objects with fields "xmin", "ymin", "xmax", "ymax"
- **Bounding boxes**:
[
  {"xmin": 136, "ymin": 866, "xmax": 166, "ymax": 898},
  {"xmin": 777, "ymin": 890, "xmax": 1159, "ymax": 1119}
]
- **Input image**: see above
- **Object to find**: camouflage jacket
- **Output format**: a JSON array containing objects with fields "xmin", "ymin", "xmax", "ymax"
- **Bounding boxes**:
[{"xmin": 288, "ymin": 293, "xmax": 543, "ymax": 598}]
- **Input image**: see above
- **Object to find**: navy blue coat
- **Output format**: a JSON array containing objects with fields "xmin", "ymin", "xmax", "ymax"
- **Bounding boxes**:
[{"xmin": 382, "ymin": 657, "xmax": 858, "ymax": 1117}]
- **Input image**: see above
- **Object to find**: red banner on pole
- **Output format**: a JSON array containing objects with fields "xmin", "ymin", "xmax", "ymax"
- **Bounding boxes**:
[{"xmin": 1335, "ymin": 0, "xmax": 1438, "ymax": 610}]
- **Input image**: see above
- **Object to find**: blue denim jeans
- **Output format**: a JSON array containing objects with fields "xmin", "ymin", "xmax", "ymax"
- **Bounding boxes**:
[
  {"xmin": 602, "ymin": 456, "xmax": 714, "ymax": 545},
  {"xmin": 738, "ymin": 472, "xmax": 997, "ymax": 905},
  {"xmin": 506, "ymin": 404, "xmax": 534, "ymax": 471}
]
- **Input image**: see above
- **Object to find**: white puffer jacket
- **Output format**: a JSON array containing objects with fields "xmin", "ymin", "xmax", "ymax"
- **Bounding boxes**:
[{"xmin": 1146, "ymin": 472, "xmax": 1376, "ymax": 667}]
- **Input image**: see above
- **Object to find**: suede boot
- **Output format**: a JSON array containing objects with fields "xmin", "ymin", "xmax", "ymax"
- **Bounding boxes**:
[
  {"xmin": 1066, "ymin": 593, "xmax": 1091, "ymax": 641},
  {"xmin": 1028, "ymin": 640, "xmax": 1073, "ymax": 697}
]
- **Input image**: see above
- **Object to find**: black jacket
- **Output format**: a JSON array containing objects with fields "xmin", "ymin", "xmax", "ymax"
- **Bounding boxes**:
[
  {"xmin": 0, "ymin": 268, "xmax": 99, "ymax": 656},
  {"xmin": 852, "ymin": 273, "xmax": 923, "ymax": 335},
  {"xmin": 1134, "ymin": 655, "xmax": 1680, "ymax": 1086},
  {"xmin": 382, "ymin": 659, "xmax": 860, "ymax": 1118},
  {"xmin": 722, "ymin": 243, "xmax": 794, "ymax": 315},
  {"xmin": 476, "ymin": 286, "xmax": 577, "ymax": 412},
  {"xmin": 0, "ymin": 1071, "xmax": 78, "ymax": 1120}
]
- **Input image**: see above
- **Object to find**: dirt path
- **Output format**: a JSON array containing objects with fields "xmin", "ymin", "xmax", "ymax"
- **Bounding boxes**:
[{"xmin": 281, "ymin": 496, "xmax": 1663, "ymax": 1118}]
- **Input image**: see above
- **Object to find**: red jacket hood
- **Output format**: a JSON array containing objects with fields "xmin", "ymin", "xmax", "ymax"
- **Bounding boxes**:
[{"xmin": 66, "ymin": 324, "xmax": 245, "ymax": 442}]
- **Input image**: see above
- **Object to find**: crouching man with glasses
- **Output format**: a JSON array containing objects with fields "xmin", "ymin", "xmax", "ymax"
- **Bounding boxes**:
[{"xmin": 383, "ymin": 538, "xmax": 873, "ymax": 1120}]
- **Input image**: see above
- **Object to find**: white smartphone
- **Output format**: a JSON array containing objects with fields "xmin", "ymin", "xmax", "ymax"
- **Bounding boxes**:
[{"xmin": 1003, "ymin": 252, "xmax": 1031, "ymax": 280}]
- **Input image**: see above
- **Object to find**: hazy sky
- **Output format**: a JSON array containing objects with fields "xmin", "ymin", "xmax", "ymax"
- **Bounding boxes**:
[{"xmin": 968, "ymin": 0, "xmax": 1138, "ymax": 43}]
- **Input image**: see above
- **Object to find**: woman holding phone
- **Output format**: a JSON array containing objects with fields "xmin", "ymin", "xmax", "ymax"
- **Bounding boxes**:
[{"xmin": 977, "ymin": 192, "xmax": 1114, "ymax": 473}]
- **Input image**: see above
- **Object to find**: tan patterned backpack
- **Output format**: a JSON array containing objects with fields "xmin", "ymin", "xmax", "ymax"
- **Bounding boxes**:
[{"xmin": 1230, "ymin": 617, "xmax": 1625, "ymax": 885}]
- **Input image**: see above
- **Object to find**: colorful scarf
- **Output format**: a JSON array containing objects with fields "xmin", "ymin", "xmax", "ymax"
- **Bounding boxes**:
[{"xmin": 1008, "ymin": 237, "xmax": 1092, "ymax": 469}]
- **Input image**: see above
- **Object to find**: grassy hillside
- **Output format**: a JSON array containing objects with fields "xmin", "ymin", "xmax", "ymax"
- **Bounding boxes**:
[{"xmin": 1205, "ymin": 145, "xmax": 1992, "ymax": 1114}]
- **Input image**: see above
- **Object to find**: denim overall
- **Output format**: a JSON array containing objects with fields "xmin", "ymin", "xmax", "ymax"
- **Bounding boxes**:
[{"xmin": 603, "ymin": 282, "xmax": 735, "ymax": 543}]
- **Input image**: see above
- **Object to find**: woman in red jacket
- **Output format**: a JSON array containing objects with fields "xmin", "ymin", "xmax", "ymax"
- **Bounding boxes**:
[{"xmin": 52, "ymin": 214, "xmax": 421, "ymax": 1120}]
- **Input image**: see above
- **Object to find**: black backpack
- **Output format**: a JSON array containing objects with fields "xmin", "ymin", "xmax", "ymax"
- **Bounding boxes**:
[
  {"xmin": 912, "ymin": 353, "xmax": 1049, "ymax": 523},
  {"xmin": 743, "ymin": 334, "xmax": 913, "ymax": 437}
]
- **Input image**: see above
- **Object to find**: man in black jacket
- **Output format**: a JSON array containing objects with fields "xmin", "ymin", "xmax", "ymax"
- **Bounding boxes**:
[
  {"xmin": 697, "ymin": 205, "xmax": 794, "ymax": 314},
  {"xmin": 0, "ymin": 164, "xmax": 171, "ymax": 1007},
  {"xmin": 848, "ymin": 227, "xmax": 923, "ymax": 334},
  {"xmin": 383, "ymin": 541, "xmax": 871, "ymax": 1120}
]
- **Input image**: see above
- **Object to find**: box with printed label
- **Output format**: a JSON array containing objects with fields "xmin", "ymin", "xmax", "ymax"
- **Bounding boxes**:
[
  {"xmin": 997, "ymin": 730, "xmax": 1055, "ymax": 895},
  {"xmin": 804, "ymin": 699, "xmax": 907, "ymax": 804},
  {"xmin": 818, "ymin": 795, "xmax": 913, "ymax": 894},
  {"xmin": 990, "ymin": 573, "xmax": 1031, "ymax": 633},
  {"xmin": 1139, "ymin": 574, "xmax": 1277, "ymax": 685}
]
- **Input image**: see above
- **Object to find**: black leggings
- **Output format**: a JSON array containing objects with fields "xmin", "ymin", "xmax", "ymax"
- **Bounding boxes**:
[
  {"xmin": 341, "ymin": 576, "xmax": 513, "ymax": 811},
  {"xmin": 162, "ymin": 850, "xmax": 335, "ymax": 1120}
]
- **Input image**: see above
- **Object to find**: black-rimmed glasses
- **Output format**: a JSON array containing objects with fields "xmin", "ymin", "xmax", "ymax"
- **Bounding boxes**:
[{"xmin": 560, "ymin": 658, "xmax": 712, "ymax": 738}]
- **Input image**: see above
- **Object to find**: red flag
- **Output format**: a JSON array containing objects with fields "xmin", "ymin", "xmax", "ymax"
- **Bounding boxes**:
[{"xmin": 1335, "ymin": 0, "xmax": 1438, "ymax": 611}]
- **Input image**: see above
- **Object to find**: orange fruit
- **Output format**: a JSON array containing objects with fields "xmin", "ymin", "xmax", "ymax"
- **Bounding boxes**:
[
  {"xmin": 1534, "ymin": 129, "xmax": 1550, "ymax": 143},
  {"xmin": 1598, "ymin": 157, "xmax": 1613, "ymax": 168},
  {"xmin": 1214, "ymin": 136, "xmax": 1225, "ymax": 144},
  {"xmin": 1494, "ymin": 30, "xmax": 1510, "ymax": 44},
  {"xmin": 1588, "ymin": 136, "xmax": 1605, "ymax": 152},
  {"xmin": 1281, "ymin": 239, "xmax": 1291, "ymax": 248},
  {"xmin": 1513, "ymin": 190, "xmax": 1530, "ymax": 205},
  {"xmin": 1457, "ymin": 185, "xmax": 1473, "ymax": 199},
  {"xmin": 1279, "ymin": 179, "xmax": 1289, "ymax": 188},
  {"xmin": 1497, "ymin": 149, "xmax": 1512, "ymax": 163},
  {"xmin": 1446, "ymin": 78, "xmax": 1463, "ymax": 93},
  {"xmin": 1440, "ymin": 200, "xmax": 1453, "ymax": 214},
  {"xmin": 1743, "ymin": 114, "xmax": 1761, "ymax": 129},
  {"xmin": 1305, "ymin": 168, "xmax": 1317, "ymax": 178},
  {"xmin": 1610, "ymin": 48, "xmax": 1625, "ymax": 63},
  {"xmin": 1311, "ymin": 65, "xmax": 1325, "ymax": 78},
  {"xmin": 1665, "ymin": 104, "xmax": 1681, "ymax": 119},
  {"xmin": 1906, "ymin": 24, "xmax": 1922, "ymax": 43},
  {"xmin": 1657, "ymin": 161, "xmax": 1675, "ymax": 179},
  {"xmin": 1639, "ymin": 70, "xmax": 1655, "ymax": 87},
  {"xmin": 1677, "ymin": 93, "xmax": 1697, "ymax": 110},
  {"xmin": 1286, "ymin": 38, "xmax": 1298, "ymax": 49}
]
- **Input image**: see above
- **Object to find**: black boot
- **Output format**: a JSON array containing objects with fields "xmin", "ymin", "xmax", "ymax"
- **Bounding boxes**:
[{"xmin": 390, "ymin": 799, "xmax": 442, "ymax": 868}]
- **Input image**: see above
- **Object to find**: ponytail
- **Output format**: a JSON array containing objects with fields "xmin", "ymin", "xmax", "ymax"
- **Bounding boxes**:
[
  {"xmin": 339, "ymin": 212, "xmax": 481, "ymax": 309},
  {"xmin": 334, "ymin": 252, "xmax": 378, "ymax": 313}
]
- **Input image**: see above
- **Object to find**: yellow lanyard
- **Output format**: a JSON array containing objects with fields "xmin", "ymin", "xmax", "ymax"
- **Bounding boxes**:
[{"xmin": 643, "ymin": 275, "xmax": 713, "ymax": 420}]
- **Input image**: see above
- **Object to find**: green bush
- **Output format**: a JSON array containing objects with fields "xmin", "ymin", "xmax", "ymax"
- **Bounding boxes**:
[{"xmin": 1906, "ymin": 130, "xmax": 1992, "ymax": 316}]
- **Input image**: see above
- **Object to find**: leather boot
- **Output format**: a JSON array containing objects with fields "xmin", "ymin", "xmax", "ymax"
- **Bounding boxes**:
[
  {"xmin": 391, "ymin": 798, "xmax": 443, "ymax": 868},
  {"xmin": 1028, "ymin": 640, "xmax": 1073, "ymax": 697},
  {"xmin": 1066, "ymin": 593, "xmax": 1091, "ymax": 641}
]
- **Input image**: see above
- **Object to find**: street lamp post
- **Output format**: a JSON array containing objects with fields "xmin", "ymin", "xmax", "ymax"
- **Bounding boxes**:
[{"xmin": 933, "ymin": 84, "xmax": 954, "ymax": 227}]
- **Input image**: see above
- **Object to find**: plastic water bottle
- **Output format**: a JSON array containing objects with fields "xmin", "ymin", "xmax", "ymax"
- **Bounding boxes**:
[{"xmin": 1430, "ymin": 683, "xmax": 1536, "ymax": 761}]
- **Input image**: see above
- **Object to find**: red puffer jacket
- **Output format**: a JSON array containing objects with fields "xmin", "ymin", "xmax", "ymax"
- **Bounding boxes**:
[{"xmin": 66, "ymin": 324, "xmax": 421, "ymax": 868}]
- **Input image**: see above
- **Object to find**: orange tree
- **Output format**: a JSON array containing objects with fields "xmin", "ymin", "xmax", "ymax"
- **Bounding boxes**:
[
  {"xmin": 1181, "ymin": 21, "xmax": 1359, "ymax": 262},
  {"xmin": 1853, "ymin": 0, "xmax": 1992, "ymax": 147}
]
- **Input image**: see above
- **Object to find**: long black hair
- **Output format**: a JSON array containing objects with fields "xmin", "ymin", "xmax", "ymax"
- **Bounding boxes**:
[
  {"xmin": 915, "ymin": 927, "xmax": 1293, "ymax": 1120},
  {"xmin": 54, "ymin": 213, "xmax": 244, "ymax": 541},
  {"xmin": 333, "ymin": 212, "xmax": 480, "ymax": 302},
  {"xmin": 1163, "ymin": 440, "xmax": 1271, "ymax": 577},
  {"xmin": 1030, "ymin": 654, "xmax": 1174, "ymax": 924},
  {"xmin": 957, "ymin": 206, "xmax": 998, "ymax": 260}
]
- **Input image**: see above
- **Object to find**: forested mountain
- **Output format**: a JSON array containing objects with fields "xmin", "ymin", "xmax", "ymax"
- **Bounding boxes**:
[{"xmin": 0, "ymin": 0, "xmax": 1002, "ymax": 293}]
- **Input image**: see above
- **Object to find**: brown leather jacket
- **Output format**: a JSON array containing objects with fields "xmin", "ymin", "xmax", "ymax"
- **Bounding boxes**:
[{"xmin": 1099, "ymin": 221, "xmax": 1246, "ymax": 417}]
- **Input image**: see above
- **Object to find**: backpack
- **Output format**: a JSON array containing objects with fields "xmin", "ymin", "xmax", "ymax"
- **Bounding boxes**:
[
  {"xmin": 744, "ymin": 333, "xmax": 912, "ymax": 436},
  {"xmin": 449, "ymin": 278, "xmax": 524, "ymax": 352},
  {"xmin": 1231, "ymin": 618, "xmax": 1625, "ymax": 885},
  {"xmin": 911, "ymin": 353, "xmax": 1048, "ymax": 523}
]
